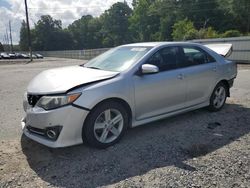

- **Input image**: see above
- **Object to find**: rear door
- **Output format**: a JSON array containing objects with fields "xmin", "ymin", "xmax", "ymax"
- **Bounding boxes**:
[{"xmin": 178, "ymin": 46, "xmax": 218, "ymax": 106}]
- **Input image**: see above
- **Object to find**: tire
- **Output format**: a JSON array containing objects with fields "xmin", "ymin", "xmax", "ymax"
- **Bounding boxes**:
[
  {"xmin": 208, "ymin": 82, "xmax": 227, "ymax": 112},
  {"xmin": 83, "ymin": 101, "xmax": 128, "ymax": 148}
]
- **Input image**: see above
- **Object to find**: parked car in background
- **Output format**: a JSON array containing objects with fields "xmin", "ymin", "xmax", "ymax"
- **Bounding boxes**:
[
  {"xmin": 8, "ymin": 53, "xmax": 16, "ymax": 59},
  {"xmin": 22, "ymin": 54, "xmax": 30, "ymax": 59},
  {"xmin": 28, "ymin": 54, "xmax": 37, "ymax": 59},
  {"xmin": 35, "ymin": 53, "xmax": 43, "ymax": 59},
  {"xmin": 22, "ymin": 42, "xmax": 237, "ymax": 149},
  {"xmin": 1, "ymin": 52, "xmax": 10, "ymax": 59},
  {"xmin": 15, "ymin": 53, "xmax": 22, "ymax": 59},
  {"xmin": 14, "ymin": 53, "xmax": 28, "ymax": 59}
]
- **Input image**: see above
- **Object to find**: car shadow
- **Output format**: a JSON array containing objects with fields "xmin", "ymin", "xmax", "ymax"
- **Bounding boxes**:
[{"xmin": 21, "ymin": 103, "xmax": 250, "ymax": 187}]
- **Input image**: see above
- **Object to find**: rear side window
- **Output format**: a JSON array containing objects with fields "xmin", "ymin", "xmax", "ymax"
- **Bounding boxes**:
[
  {"xmin": 179, "ymin": 46, "xmax": 216, "ymax": 68},
  {"xmin": 147, "ymin": 47, "xmax": 179, "ymax": 71}
]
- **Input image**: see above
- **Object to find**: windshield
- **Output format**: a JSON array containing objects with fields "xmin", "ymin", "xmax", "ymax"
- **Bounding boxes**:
[{"xmin": 83, "ymin": 46, "xmax": 151, "ymax": 72}]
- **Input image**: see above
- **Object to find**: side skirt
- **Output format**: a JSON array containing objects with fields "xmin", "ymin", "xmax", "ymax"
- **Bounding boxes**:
[{"xmin": 131, "ymin": 102, "xmax": 209, "ymax": 128}]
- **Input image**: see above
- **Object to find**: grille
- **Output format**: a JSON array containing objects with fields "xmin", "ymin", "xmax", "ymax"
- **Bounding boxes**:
[{"xmin": 27, "ymin": 94, "xmax": 42, "ymax": 107}]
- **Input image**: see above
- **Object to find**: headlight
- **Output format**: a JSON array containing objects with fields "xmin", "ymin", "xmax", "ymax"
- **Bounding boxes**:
[{"xmin": 36, "ymin": 93, "xmax": 81, "ymax": 110}]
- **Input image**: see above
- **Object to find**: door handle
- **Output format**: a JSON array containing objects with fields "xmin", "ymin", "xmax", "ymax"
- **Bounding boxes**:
[
  {"xmin": 212, "ymin": 66, "xmax": 217, "ymax": 72},
  {"xmin": 177, "ymin": 74, "xmax": 184, "ymax": 80}
]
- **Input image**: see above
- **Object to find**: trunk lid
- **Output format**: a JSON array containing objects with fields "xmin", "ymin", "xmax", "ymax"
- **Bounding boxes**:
[{"xmin": 204, "ymin": 43, "xmax": 233, "ymax": 57}]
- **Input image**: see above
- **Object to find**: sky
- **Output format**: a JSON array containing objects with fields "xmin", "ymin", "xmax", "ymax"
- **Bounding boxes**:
[{"xmin": 0, "ymin": 0, "xmax": 132, "ymax": 44}]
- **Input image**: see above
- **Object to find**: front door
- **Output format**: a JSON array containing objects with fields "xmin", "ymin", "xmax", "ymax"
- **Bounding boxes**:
[{"xmin": 133, "ymin": 46, "xmax": 187, "ymax": 120}]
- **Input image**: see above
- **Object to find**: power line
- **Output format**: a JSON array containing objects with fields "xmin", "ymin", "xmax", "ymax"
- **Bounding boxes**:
[
  {"xmin": 28, "ymin": 5, "xmax": 101, "ymax": 10},
  {"xmin": 12, "ymin": 2, "xmax": 24, "ymax": 18},
  {"xmin": 27, "ymin": 4, "xmax": 250, "ymax": 16}
]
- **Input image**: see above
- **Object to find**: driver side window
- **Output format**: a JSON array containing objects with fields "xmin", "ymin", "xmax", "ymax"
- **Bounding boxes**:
[{"xmin": 147, "ymin": 47, "xmax": 179, "ymax": 72}]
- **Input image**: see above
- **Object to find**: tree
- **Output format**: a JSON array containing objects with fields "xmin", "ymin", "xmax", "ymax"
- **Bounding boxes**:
[
  {"xmin": 155, "ymin": 0, "xmax": 181, "ymax": 41},
  {"xmin": 178, "ymin": 0, "xmax": 227, "ymax": 31},
  {"xmin": 129, "ymin": 0, "xmax": 160, "ymax": 42},
  {"xmin": 19, "ymin": 20, "xmax": 29, "ymax": 51},
  {"xmin": 101, "ymin": 2, "xmax": 132, "ymax": 46},
  {"xmin": 18, "ymin": 1, "xmax": 250, "ymax": 51},
  {"xmin": 172, "ymin": 19, "xmax": 198, "ymax": 41},
  {"xmin": 232, "ymin": 0, "xmax": 250, "ymax": 33},
  {"xmin": 68, "ymin": 15, "xmax": 102, "ymax": 49},
  {"xmin": 32, "ymin": 15, "xmax": 73, "ymax": 50},
  {"xmin": 0, "ymin": 42, "xmax": 4, "ymax": 52}
]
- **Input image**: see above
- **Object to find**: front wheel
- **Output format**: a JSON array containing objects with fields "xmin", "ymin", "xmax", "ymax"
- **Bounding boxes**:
[
  {"xmin": 83, "ymin": 101, "xmax": 128, "ymax": 148},
  {"xmin": 208, "ymin": 83, "xmax": 227, "ymax": 112}
]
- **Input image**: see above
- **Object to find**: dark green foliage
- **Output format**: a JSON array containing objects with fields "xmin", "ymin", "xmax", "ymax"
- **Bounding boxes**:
[
  {"xmin": 19, "ymin": 20, "xmax": 29, "ymax": 51},
  {"xmin": 31, "ymin": 15, "xmax": 74, "ymax": 51},
  {"xmin": 231, "ymin": 0, "xmax": 250, "ymax": 33},
  {"xmin": 0, "ymin": 42, "xmax": 4, "ymax": 52},
  {"xmin": 19, "ymin": 1, "xmax": 250, "ymax": 50},
  {"xmin": 101, "ymin": 2, "xmax": 132, "ymax": 46},
  {"xmin": 221, "ymin": 30, "xmax": 241, "ymax": 38},
  {"xmin": 68, "ymin": 15, "xmax": 102, "ymax": 49},
  {"xmin": 172, "ymin": 19, "xmax": 198, "ymax": 41}
]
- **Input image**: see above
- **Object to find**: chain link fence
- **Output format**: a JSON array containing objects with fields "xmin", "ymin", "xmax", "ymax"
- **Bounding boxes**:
[
  {"xmin": 31, "ymin": 36, "xmax": 250, "ymax": 63},
  {"xmin": 36, "ymin": 48, "xmax": 110, "ymax": 60}
]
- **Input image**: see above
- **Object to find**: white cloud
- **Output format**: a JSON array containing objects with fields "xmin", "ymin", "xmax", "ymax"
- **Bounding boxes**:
[{"xmin": 0, "ymin": 0, "xmax": 132, "ymax": 44}]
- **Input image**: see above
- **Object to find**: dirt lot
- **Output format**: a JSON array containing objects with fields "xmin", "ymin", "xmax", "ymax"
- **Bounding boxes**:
[{"xmin": 0, "ymin": 59, "xmax": 250, "ymax": 188}]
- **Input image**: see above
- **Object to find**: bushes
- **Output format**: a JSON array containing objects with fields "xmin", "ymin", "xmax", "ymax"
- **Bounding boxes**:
[
  {"xmin": 172, "ymin": 19, "xmax": 198, "ymax": 41},
  {"xmin": 172, "ymin": 19, "xmax": 242, "ymax": 41},
  {"xmin": 221, "ymin": 30, "xmax": 241, "ymax": 38}
]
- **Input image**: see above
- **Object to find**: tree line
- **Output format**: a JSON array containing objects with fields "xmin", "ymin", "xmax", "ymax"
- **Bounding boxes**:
[{"xmin": 19, "ymin": 0, "xmax": 250, "ymax": 51}]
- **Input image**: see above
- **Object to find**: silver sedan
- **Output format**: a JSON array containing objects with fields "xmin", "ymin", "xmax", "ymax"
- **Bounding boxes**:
[{"xmin": 22, "ymin": 42, "xmax": 237, "ymax": 148}]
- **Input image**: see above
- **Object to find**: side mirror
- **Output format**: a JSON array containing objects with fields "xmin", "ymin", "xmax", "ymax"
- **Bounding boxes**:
[{"xmin": 141, "ymin": 64, "xmax": 159, "ymax": 74}]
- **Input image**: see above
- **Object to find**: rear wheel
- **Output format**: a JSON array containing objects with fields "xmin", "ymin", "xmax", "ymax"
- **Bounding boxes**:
[
  {"xmin": 83, "ymin": 101, "xmax": 128, "ymax": 148},
  {"xmin": 208, "ymin": 83, "xmax": 227, "ymax": 112}
]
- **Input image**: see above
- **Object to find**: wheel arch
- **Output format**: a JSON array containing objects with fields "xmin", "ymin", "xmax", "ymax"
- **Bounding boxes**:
[{"xmin": 217, "ymin": 79, "xmax": 230, "ymax": 97}]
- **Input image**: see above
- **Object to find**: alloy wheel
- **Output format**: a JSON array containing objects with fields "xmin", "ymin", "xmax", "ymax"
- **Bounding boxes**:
[
  {"xmin": 213, "ymin": 86, "xmax": 226, "ymax": 109},
  {"xmin": 93, "ymin": 109, "xmax": 124, "ymax": 144}
]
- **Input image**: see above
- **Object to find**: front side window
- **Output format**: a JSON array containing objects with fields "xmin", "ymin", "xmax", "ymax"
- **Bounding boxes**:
[
  {"xmin": 147, "ymin": 47, "xmax": 179, "ymax": 71},
  {"xmin": 83, "ymin": 46, "xmax": 151, "ymax": 72},
  {"xmin": 179, "ymin": 46, "xmax": 216, "ymax": 68}
]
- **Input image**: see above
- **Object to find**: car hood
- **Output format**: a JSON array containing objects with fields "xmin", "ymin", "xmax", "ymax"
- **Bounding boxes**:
[{"xmin": 27, "ymin": 66, "xmax": 119, "ymax": 94}]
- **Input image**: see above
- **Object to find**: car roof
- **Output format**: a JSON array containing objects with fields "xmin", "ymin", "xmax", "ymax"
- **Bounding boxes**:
[{"xmin": 122, "ymin": 41, "xmax": 198, "ymax": 47}]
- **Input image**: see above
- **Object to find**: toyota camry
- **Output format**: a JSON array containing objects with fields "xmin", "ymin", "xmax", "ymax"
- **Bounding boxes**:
[{"xmin": 22, "ymin": 42, "xmax": 237, "ymax": 148}]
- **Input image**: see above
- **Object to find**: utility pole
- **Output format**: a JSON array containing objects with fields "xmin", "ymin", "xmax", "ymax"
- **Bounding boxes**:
[
  {"xmin": 24, "ymin": 0, "xmax": 32, "ymax": 61},
  {"xmin": 9, "ymin": 21, "xmax": 13, "ymax": 52},
  {"xmin": 5, "ymin": 28, "xmax": 10, "ymax": 52}
]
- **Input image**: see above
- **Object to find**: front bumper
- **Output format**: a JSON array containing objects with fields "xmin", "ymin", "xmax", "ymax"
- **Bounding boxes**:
[{"xmin": 21, "ymin": 105, "xmax": 89, "ymax": 148}]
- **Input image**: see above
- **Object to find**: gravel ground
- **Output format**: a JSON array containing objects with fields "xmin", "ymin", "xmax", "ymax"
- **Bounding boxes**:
[{"xmin": 0, "ymin": 59, "xmax": 249, "ymax": 188}]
